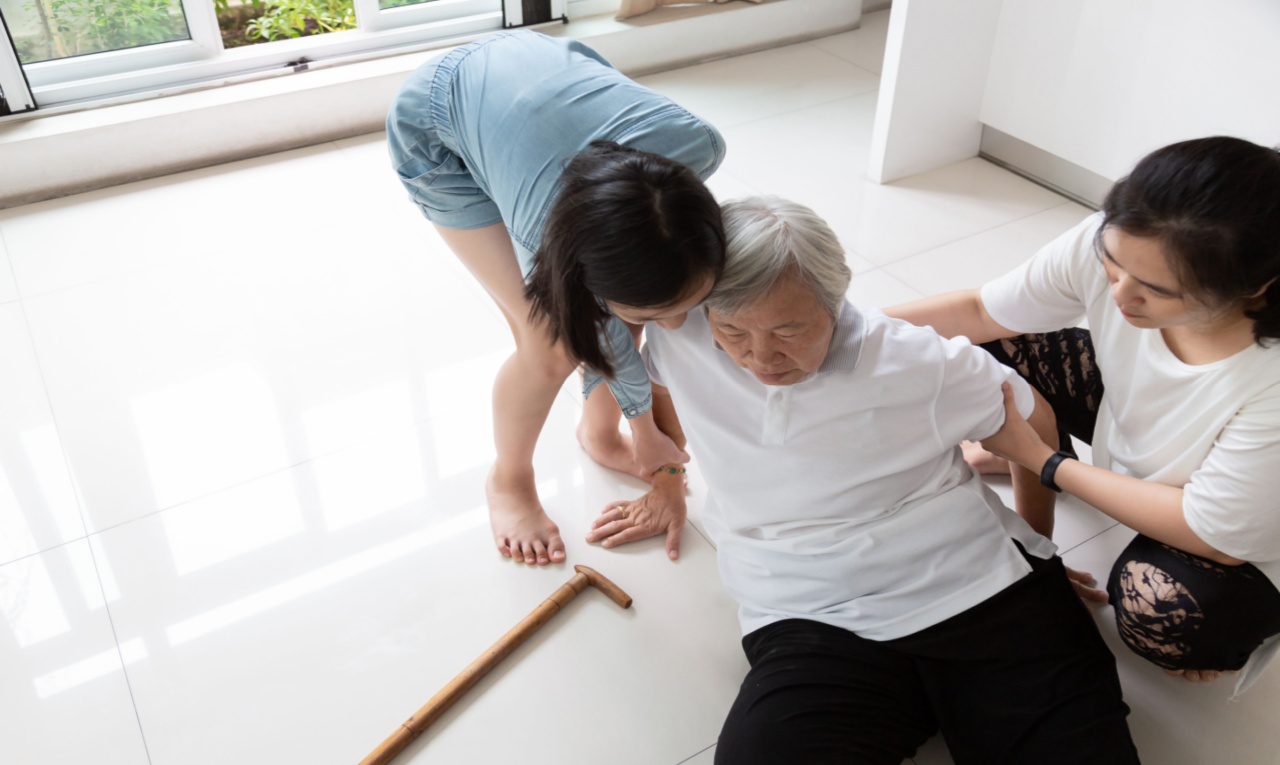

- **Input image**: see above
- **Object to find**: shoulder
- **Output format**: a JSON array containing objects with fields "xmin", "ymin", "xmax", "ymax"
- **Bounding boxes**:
[
  {"xmin": 644, "ymin": 310, "xmax": 722, "ymax": 385},
  {"xmin": 648, "ymin": 309, "xmax": 712, "ymax": 355},
  {"xmin": 979, "ymin": 212, "xmax": 1108, "ymax": 331},
  {"xmin": 850, "ymin": 309, "xmax": 959, "ymax": 385},
  {"xmin": 862, "ymin": 308, "xmax": 952, "ymax": 356},
  {"xmin": 1233, "ymin": 371, "xmax": 1280, "ymax": 419},
  {"xmin": 866, "ymin": 309, "xmax": 1013, "ymax": 385}
]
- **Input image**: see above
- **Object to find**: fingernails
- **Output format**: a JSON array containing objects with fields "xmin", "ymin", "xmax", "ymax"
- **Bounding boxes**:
[{"xmin": 668, "ymin": 550, "xmax": 678, "ymax": 560}]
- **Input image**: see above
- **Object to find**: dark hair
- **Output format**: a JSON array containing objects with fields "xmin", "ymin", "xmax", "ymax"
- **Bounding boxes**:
[
  {"xmin": 525, "ymin": 141, "xmax": 726, "ymax": 375},
  {"xmin": 1101, "ymin": 136, "xmax": 1280, "ymax": 345}
]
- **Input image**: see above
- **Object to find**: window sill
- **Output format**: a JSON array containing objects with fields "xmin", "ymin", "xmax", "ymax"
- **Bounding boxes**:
[{"xmin": 0, "ymin": 0, "xmax": 858, "ymax": 209}]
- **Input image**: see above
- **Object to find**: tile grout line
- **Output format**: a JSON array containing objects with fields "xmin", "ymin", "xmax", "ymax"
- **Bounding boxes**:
[
  {"xmin": 870, "ymin": 199, "xmax": 1082, "ymax": 276},
  {"xmin": 708, "ymin": 85, "xmax": 880, "ymax": 134},
  {"xmin": 1057, "ymin": 519, "xmax": 1123, "ymax": 556},
  {"xmin": 803, "ymin": 31, "xmax": 884, "ymax": 80},
  {"xmin": 9, "ymin": 278, "xmax": 92, "ymax": 547},
  {"xmin": 6, "ymin": 233, "xmax": 154, "ymax": 761},
  {"xmin": 84, "ymin": 536, "xmax": 156, "ymax": 765},
  {"xmin": 849, "ymin": 264, "xmax": 927, "ymax": 305},
  {"xmin": 0, "ymin": 534, "xmax": 88, "ymax": 569},
  {"xmin": 0, "ymin": 224, "xmax": 19, "ymax": 304},
  {"xmin": 673, "ymin": 741, "xmax": 715, "ymax": 764}
]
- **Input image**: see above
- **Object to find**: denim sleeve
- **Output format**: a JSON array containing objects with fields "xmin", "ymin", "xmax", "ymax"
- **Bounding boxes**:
[{"xmin": 581, "ymin": 315, "xmax": 652, "ymax": 419}]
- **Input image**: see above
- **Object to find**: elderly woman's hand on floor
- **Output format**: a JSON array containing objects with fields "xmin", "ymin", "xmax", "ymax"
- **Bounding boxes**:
[{"xmin": 587, "ymin": 473, "xmax": 687, "ymax": 561}]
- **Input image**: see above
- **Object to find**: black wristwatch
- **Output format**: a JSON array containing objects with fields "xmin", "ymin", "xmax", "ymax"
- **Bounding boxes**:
[{"xmin": 1039, "ymin": 450, "xmax": 1074, "ymax": 493}]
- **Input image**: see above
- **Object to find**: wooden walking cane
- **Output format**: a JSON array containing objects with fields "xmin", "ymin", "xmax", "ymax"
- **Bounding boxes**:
[{"xmin": 359, "ymin": 565, "xmax": 633, "ymax": 765}]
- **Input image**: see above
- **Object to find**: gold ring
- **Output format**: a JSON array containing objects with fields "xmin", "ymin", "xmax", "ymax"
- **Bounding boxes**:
[{"xmin": 616, "ymin": 504, "xmax": 628, "ymax": 519}]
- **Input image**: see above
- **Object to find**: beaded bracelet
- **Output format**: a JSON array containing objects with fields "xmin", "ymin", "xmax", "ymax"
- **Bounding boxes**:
[{"xmin": 655, "ymin": 466, "xmax": 687, "ymax": 476}]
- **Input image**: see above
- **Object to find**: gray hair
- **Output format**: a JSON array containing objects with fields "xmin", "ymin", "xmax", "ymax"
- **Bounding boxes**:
[{"xmin": 706, "ymin": 196, "xmax": 852, "ymax": 316}]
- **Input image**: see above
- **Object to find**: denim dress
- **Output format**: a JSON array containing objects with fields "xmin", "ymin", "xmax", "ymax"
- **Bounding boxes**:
[{"xmin": 386, "ymin": 29, "xmax": 725, "ymax": 417}]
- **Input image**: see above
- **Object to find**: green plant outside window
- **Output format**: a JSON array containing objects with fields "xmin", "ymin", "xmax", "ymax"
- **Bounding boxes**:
[
  {"xmin": 0, "ymin": 0, "xmax": 378, "ymax": 60},
  {"xmin": 2, "ymin": 0, "xmax": 189, "ymax": 63}
]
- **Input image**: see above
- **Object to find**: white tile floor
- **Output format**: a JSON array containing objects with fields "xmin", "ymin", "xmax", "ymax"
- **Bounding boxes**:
[{"xmin": 3, "ymin": 11, "xmax": 1279, "ymax": 764}]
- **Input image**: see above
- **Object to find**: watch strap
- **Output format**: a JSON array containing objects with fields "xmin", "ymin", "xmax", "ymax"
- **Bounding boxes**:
[{"xmin": 1039, "ymin": 450, "xmax": 1073, "ymax": 493}]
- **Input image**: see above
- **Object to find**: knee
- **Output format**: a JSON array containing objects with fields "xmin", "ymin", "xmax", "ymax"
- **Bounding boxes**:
[
  {"xmin": 715, "ymin": 708, "xmax": 790, "ymax": 765},
  {"xmin": 1106, "ymin": 546, "xmax": 1276, "ymax": 671},
  {"xmin": 1107, "ymin": 555, "xmax": 1203, "ymax": 669},
  {"xmin": 512, "ymin": 340, "xmax": 578, "ymax": 383}
]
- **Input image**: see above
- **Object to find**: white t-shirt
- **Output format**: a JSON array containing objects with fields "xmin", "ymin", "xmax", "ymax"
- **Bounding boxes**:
[
  {"xmin": 981, "ymin": 212, "xmax": 1280, "ymax": 589},
  {"xmin": 644, "ymin": 302, "xmax": 1054, "ymax": 641}
]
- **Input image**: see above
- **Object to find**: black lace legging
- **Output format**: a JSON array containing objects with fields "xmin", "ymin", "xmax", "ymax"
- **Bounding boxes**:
[{"xmin": 982, "ymin": 331, "xmax": 1280, "ymax": 671}]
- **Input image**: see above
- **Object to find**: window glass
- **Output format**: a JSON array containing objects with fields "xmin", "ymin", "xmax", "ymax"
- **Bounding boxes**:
[{"xmin": 0, "ymin": 0, "xmax": 190, "ymax": 63}]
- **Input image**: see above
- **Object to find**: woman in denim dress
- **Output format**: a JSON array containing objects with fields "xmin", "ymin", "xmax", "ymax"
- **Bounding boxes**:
[{"xmin": 387, "ymin": 30, "xmax": 726, "ymax": 567}]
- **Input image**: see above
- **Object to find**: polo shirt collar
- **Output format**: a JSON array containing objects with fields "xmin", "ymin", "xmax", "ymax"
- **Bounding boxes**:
[{"xmin": 817, "ymin": 299, "xmax": 864, "ymax": 374}]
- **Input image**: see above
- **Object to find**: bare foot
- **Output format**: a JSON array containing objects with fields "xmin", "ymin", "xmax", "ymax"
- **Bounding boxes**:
[
  {"xmin": 1163, "ymin": 668, "xmax": 1231, "ymax": 683},
  {"xmin": 576, "ymin": 423, "xmax": 649, "ymax": 481},
  {"xmin": 962, "ymin": 440, "xmax": 1012, "ymax": 475},
  {"xmin": 486, "ymin": 467, "xmax": 565, "ymax": 566}
]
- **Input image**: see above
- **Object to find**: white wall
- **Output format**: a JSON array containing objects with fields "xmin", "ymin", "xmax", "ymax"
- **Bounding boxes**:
[
  {"xmin": 980, "ymin": 0, "xmax": 1280, "ymax": 183},
  {"xmin": 867, "ymin": 0, "xmax": 1001, "ymax": 183}
]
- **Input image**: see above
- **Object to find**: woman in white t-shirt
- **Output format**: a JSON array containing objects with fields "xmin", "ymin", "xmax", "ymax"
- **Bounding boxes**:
[{"xmin": 889, "ymin": 136, "xmax": 1280, "ymax": 690}]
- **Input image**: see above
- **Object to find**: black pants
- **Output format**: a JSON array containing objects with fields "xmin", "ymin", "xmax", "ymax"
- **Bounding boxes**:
[
  {"xmin": 982, "ymin": 331, "xmax": 1280, "ymax": 671},
  {"xmin": 715, "ymin": 552, "xmax": 1139, "ymax": 765}
]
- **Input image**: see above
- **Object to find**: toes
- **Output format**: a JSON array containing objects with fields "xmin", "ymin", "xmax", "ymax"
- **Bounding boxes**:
[
  {"xmin": 548, "ymin": 533, "xmax": 565, "ymax": 563},
  {"xmin": 496, "ymin": 538, "xmax": 513, "ymax": 559},
  {"xmin": 532, "ymin": 540, "xmax": 550, "ymax": 566}
]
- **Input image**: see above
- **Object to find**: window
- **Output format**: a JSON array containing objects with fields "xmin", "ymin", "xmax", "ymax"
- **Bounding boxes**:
[
  {"xmin": 0, "ymin": 0, "xmax": 507, "ymax": 110},
  {"xmin": 0, "ymin": 7, "xmax": 35, "ymax": 113}
]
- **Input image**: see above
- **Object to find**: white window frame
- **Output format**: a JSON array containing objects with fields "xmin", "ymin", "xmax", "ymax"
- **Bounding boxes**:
[
  {"xmin": 20, "ymin": 0, "xmax": 223, "ymax": 87},
  {"xmin": 500, "ymin": 0, "xmax": 567, "ymax": 29},
  {"xmin": 354, "ymin": 0, "xmax": 498, "ymax": 33},
  {"xmin": 4, "ymin": 0, "xmax": 503, "ymax": 109},
  {"xmin": 0, "ymin": 9, "xmax": 36, "ymax": 113}
]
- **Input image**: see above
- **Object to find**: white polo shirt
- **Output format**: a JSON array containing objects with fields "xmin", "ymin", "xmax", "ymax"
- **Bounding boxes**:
[{"xmin": 644, "ymin": 302, "xmax": 1055, "ymax": 640}]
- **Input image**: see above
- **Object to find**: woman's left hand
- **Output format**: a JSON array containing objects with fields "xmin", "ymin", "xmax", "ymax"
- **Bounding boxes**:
[
  {"xmin": 981, "ymin": 382, "xmax": 1055, "ymax": 472},
  {"xmin": 631, "ymin": 417, "xmax": 690, "ymax": 477}
]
